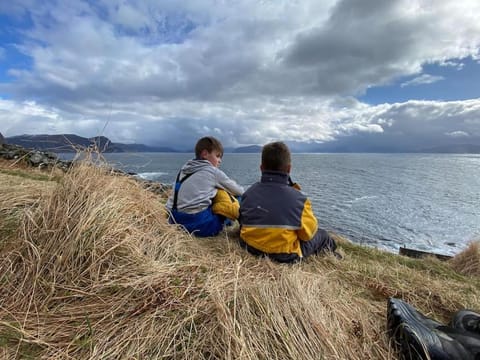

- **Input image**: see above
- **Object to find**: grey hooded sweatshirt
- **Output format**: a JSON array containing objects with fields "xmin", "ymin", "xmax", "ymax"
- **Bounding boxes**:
[{"xmin": 166, "ymin": 159, "xmax": 244, "ymax": 214}]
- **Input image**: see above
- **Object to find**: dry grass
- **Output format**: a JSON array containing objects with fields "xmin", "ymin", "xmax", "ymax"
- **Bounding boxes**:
[
  {"xmin": 0, "ymin": 161, "xmax": 59, "ymax": 252},
  {"xmin": 449, "ymin": 241, "xmax": 480, "ymax": 277},
  {"xmin": 0, "ymin": 158, "xmax": 479, "ymax": 359}
]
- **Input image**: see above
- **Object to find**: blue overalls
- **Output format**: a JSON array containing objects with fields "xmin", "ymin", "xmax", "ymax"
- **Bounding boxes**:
[{"xmin": 168, "ymin": 171, "xmax": 224, "ymax": 237}]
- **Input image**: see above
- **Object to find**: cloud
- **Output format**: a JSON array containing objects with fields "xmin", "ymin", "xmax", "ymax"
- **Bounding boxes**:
[
  {"xmin": 400, "ymin": 74, "xmax": 445, "ymax": 87},
  {"xmin": 446, "ymin": 130, "xmax": 469, "ymax": 138},
  {"xmin": 281, "ymin": 0, "xmax": 480, "ymax": 94},
  {"xmin": 439, "ymin": 60, "xmax": 465, "ymax": 70},
  {"xmin": 110, "ymin": 3, "xmax": 151, "ymax": 32},
  {"xmin": 2, "ymin": 96, "xmax": 480, "ymax": 152},
  {"xmin": 0, "ymin": 0, "xmax": 480, "ymax": 151},
  {"xmin": 324, "ymin": 99, "xmax": 480, "ymax": 151},
  {"xmin": 3, "ymin": 0, "xmax": 480, "ymax": 103}
]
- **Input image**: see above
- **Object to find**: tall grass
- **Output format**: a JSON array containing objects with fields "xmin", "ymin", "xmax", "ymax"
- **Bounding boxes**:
[
  {"xmin": 449, "ymin": 241, "xmax": 480, "ymax": 277},
  {"xmin": 0, "ymin": 159, "xmax": 479, "ymax": 359}
]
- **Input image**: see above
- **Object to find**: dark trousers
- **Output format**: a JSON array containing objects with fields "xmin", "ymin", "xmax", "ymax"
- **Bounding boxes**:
[{"xmin": 300, "ymin": 228, "xmax": 337, "ymax": 258}]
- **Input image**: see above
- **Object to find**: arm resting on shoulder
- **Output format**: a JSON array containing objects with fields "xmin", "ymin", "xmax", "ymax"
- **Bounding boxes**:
[{"xmin": 215, "ymin": 169, "xmax": 244, "ymax": 196}]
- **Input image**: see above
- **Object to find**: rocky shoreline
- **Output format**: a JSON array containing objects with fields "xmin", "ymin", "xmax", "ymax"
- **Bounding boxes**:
[
  {"xmin": 0, "ymin": 141, "xmax": 170, "ymax": 196},
  {"xmin": 0, "ymin": 142, "xmax": 73, "ymax": 171}
]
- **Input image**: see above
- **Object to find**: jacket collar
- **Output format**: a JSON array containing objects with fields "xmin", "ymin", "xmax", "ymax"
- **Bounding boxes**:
[{"xmin": 261, "ymin": 171, "xmax": 289, "ymax": 184}]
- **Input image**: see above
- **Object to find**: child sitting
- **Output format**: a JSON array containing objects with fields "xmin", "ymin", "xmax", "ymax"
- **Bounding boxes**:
[
  {"xmin": 239, "ymin": 141, "xmax": 339, "ymax": 262},
  {"xmin": 166, "ymin": 136, "xmax": 244, "ymax": 237}
]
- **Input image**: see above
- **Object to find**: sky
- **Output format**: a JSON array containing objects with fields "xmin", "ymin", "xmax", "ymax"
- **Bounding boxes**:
[{"xmin": 0, "ymin": 0, "xmax": 479, "ymax": 151}]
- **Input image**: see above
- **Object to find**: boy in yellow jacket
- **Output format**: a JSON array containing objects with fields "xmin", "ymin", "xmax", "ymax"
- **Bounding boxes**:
[{"xmin": 239, "ymin": 141, "xmax": 339, "ymax": 262}]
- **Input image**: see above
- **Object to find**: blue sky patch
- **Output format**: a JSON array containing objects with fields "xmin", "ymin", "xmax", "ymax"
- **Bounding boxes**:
[
  {"xmin": 0, "ymin": 14, "xmax": 34, "ymax": 84},
  {"xmin": 360, "ymin": 56, "xmax": 480, "ymax": 104}
]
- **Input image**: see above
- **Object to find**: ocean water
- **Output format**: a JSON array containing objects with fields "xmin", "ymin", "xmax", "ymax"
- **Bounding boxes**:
[{"xmin": 76, "ymin": 152, "xmax": 480, "ymax": 256}]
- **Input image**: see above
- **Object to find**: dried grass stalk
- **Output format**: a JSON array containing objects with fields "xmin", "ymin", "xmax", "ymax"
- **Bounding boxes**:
[{"xmin": 449, "ymin": 241, "xmax": 480, "ymax": 277}]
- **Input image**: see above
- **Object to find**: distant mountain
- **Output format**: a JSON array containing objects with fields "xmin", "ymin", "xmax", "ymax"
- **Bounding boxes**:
[
  {"xmin": 233, "ymin": 145, "xmax": 262, "ymax": 153},
  {"xmin": 418, "ymin": 144, "xmax": 480, "ymax": 154},
  {"xmin": 6, "ymin": 134, "xmax": 479, "ymax": 154},
  {"xmin": 287, "ymin": 140, "xmax": 480, "ymax": 154},
  {"xmin": 5, "ymin": 134, "xmax": 177, "ymax": 153}
]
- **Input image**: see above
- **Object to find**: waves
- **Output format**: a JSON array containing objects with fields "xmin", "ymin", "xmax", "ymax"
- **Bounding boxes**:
[
  {"xmin": 135, "ymin": 171, "xmax": 169, "ymax": 181},
  {"xmin": 102, "ymin": 152, "xmax": 480, "ymax": 256}
]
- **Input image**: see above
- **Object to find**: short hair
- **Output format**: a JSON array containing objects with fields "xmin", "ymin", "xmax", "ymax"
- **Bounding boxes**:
[
  {"xmin": 261, "ymin": 141, "xmax": 291, "ymax": 172},
  {"xmin": 195, "ymin": 136, "xmax": 224, "ymax": 158}
]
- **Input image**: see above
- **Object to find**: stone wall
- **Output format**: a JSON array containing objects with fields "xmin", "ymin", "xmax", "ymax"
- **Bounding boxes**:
[{"xmin": 0, "ymin": 143, "xmax": 72, "ymax": 171}]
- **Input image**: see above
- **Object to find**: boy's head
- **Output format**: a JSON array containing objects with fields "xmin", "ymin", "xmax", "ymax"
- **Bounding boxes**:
[
  {"xmin": 195, "ymin": 136, "xmax": 224, "ymax": 167},
  {"xmin": 261, "ymin": 141, "xmax": 291, "ymax": 173}
]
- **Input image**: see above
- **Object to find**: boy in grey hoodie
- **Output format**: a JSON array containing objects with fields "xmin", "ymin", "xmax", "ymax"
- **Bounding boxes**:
[{"xmin": 166, "ymin": 136, "xmax": 244, "ymax": 237}]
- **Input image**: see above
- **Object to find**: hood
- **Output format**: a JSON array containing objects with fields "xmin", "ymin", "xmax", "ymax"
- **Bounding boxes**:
[{"xmin": 181, "ymin": 159, "xmax": 212, "ymax": 175}]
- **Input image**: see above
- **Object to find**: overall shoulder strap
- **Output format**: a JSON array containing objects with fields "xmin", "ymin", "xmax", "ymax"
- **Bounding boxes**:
[{"xmin": 172, "ymin": 171, "xmax": 195, "ymax": 211}]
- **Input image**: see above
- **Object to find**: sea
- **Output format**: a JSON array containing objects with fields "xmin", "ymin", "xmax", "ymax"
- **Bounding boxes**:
[{"xmin": 64, "ymin": 152, "xmax": 480, "ymax": 256}]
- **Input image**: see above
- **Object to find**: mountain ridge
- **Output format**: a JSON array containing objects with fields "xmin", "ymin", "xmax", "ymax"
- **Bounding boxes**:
[
  {"xmin": 5, "ymin": 134, "xmax": 177, "ymax": 153},
  {"xmin": 4, "ymin": 134, "xmax": 480, "ymax": 153}
]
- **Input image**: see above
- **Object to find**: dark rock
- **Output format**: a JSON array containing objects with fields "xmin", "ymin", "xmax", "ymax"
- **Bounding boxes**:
[
  {"xmin": 399, "ymin": 246, "xmax": 452, "ymax": 261},
  {"xmin": 0, "ymin": 132, "xmax": 4, "ymax": 146},
  {"xmin": 2, "ymin": 151, "xmax": 17, "ymax": 160},
  {"xmin": 138, "ymin": 179, "xmax": 171, "ymax": 196},
  {"xmin": 29, "ymin": 152, "xmax": 47, "ymax": 166},
  {"xmin": 44, "ymin": 152, "xmax": 58, "ymax": 160},
  {"xmin": 0, "ymin": 143, "xmax": 73, "ymax": 171}
]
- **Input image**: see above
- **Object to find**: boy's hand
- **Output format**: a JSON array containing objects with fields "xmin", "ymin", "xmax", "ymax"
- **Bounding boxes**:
[
  {"xmin": 288, "ymin": 176, "xmax": 302, "ymax": 191},
  {"xmin": 291, "ymin": 183, "xmax": 301, "ymax": 191}
]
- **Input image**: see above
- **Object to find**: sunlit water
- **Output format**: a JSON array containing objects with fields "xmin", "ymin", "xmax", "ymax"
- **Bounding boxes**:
[{"xmin": 64, "ymin": 152, "xmax": 480, "ymax": 256}]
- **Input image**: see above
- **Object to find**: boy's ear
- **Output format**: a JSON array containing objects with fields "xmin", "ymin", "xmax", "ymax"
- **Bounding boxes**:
[
  {"xmin": 199, "ymin": 149, "xmax": 208, "ymax": 159},
  {"xmin": 286, "ymin": 164, "xmax": 291, "ymax": 173},
  {"xmin": 260, "ymin": 164, "xmax": 264, "ymax": 171}
]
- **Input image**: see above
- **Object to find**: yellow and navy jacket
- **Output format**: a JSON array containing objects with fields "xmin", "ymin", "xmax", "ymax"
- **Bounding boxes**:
[{"xmin": 239, "ymin": 171, "xmax": 318, "ymax": 262}]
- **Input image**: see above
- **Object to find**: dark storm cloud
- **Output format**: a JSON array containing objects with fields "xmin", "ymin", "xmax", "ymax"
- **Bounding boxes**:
[{"xmin": 281, "ymin": 0, "xmax": 468, "ymax": 95}]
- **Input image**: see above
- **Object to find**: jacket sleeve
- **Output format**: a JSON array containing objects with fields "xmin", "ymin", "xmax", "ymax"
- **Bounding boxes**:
[
  {"xmin": 215, "ymin": 169, "xmax": 244, "ymax": 196},
  {"xmin": 297, "ymin": 199, "xmax": 318, "ymax": 241}
]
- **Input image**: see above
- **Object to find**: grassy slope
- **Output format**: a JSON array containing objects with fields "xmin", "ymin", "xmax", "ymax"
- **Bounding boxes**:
[{"xmin": 0, "ymin": 160, "xmax": 478, "ymax": 359}]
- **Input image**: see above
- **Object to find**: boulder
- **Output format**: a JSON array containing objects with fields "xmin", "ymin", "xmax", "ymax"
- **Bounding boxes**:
[
  {"xmin": 0, "ymin": 144, "xmax": 72, "ymax": 171},
  {"xmin": 0, "ymin": 132, "xmax": 4, "ymax": 147},
  {"xmin": 28, "ymin": 151, "xmax": 48, "ymax": 166}
]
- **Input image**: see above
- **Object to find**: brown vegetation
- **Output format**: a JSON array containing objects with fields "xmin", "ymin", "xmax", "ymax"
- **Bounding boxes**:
[
  {"xmin": 0, "ymin": 159, "xmax": 479, "ymax": 359},
  {"xmin": 449, "ymin": 241, "xmax": 480, "ymax": 277}
]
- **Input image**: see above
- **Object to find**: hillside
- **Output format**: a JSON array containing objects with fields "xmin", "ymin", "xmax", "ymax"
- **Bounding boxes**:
[
  {"xmin": 5, "ymin": 134, "xmax": 262, "ymax": 154},
  {"xmin": 0, "ymin": 156, "xmax": 479, "ymax": 359},
  {"xmin": 419, "ymin": 143, "xmax": 480, "ymax": 154},
  {"xmin": 5, "ymin": 134, "xmax": 176, "ymax": 153},
  {"xmin": 7, "ymin": 134, "xmax": 480, "ymax": 154},
  {"xmin": 233, "ymin": 145, "xmax": 262, "ymax": 153}
]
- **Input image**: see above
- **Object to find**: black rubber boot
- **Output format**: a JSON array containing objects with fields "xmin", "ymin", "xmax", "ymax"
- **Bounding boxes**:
[
  {"xmin": 387, "ymin": 298, "xmax": 480, "ymax": 360},
  {"xmin": 450, "ymin": 310, "xmax": 480, "ymax": 334}
]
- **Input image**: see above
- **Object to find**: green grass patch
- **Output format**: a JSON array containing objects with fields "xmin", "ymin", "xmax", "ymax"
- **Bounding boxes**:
[
  {"xmin": 0, "ymin": 324, "xmax": 43, "ymax": 359},
  {"xmin": 0, "ymin": 168, "xmax": 58, "ymax": 182},
  {"xmin": 0, "ymin": 213, "xmax": 20, "ymax": 249},
  {"xmin": 339, "ymin": 239, "xmax": 471, "ymax": 282}
]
